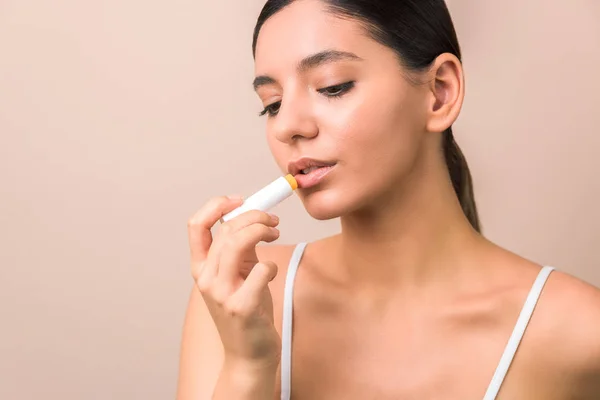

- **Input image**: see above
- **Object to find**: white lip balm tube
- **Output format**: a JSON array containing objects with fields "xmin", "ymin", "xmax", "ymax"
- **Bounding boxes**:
[{"xmin": 220, "ymin": 174, "xmax": 298, "ymax": 223}]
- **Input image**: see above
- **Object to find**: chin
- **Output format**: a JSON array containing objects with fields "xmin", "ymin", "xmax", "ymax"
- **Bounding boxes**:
[{"xmin": 298, "ymin": 189, "xmax": 357, "ymax": 221}]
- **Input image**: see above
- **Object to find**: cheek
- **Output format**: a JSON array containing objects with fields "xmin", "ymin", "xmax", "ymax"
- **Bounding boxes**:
[{"xmin": 326, "ymin": 85, "xmax": 422, "ymax": 175}]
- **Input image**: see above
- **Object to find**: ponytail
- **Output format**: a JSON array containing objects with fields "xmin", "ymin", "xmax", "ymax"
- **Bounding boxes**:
[{"xmin": 443, "ymin": 128, "xmax": 481, "ymax": 233}]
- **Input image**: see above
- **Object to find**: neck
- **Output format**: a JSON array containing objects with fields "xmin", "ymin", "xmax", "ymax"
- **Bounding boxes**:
[{"xmin": 334, "ymin": 156, "xmax": 481, "ymax": 297}]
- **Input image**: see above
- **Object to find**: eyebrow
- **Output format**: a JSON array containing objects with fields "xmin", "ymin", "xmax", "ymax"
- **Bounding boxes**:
[{"xmin": 253, "ymin": 50, "xmax": 363, "ymax": 91}]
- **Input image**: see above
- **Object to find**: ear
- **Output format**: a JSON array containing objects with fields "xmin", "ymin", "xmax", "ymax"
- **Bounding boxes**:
[{"xmin": 425, "ymin": 53, "xmax": 465, "ymax": 133}]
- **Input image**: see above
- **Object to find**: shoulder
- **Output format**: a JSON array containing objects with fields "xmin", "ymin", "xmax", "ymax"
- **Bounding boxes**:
[
  {"xmin": 544, "ymin": 271, "xmax": 600, "ymax": 362},
  {"xmin": 541, "ymin": 270, "xmax": 600, "ymax": 356},
  {"xmin": 533, "ymin": 269, "xmax": 600, "ymax": 396}
]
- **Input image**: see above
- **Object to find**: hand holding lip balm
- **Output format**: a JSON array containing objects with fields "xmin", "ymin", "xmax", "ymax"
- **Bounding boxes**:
[
  {"xmin": 189, "ymin": 176, "xmax": 296, "ymax": 377},
  {"xmin": 220, "ymin": 174, "xmax": 298, "ymax": 223}
]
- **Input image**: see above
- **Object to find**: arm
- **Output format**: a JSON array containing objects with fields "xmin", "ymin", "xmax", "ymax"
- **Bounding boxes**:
[
  {"xmin": 544, "ymin": 272, "xmax": 600, "ymax": 399},
  {"xmin": 572, "ymin": 289, "xmax": 600, "ymax": 398}
]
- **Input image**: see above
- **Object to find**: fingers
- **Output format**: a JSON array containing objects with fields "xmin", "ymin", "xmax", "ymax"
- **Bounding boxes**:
[
  {"xmin": 217, "ymin": 223, "xmax": 280, "ymax": 283},
  {"xmin": 219, "ymin": 210, "xmax": 279, "ymax": 234},
  {"xmin": 201, "ymin": 210, "xmax": 279, "ymax": 282},
  {"xmin": 188, "ymin": 196, "xmax": 243, "ymax": 283},
  {"xmin": 187, "ymin": 196, "xmax": 244, "ymax": 264},
  {"xmin": 226, "ymin": 261, "xmax": 278, "ymax": 316}
]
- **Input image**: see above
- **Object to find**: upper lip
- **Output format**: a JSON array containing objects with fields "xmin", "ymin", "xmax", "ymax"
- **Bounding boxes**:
[{"xmin": 287, "ymin": 157, "xmax": 337, "ymax": 176}]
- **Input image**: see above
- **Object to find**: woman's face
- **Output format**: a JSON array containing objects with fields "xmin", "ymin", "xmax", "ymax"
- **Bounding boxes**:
[{"xmin": 253, "ymin": 0, "xmax": 431, "ymax": 220}]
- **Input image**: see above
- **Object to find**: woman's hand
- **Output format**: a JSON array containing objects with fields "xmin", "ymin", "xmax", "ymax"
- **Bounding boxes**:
[{"xmin": 187, "ymin": 196, "xmax": 282, "ymax": 372}]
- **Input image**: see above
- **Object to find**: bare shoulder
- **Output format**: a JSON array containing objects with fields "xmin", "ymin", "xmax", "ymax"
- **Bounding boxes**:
[
  {"xmin": 541, "ymin": 270, "xmax": 600, "ymax": 348},
  {"xmin": 532, "ymin": 269, "xmax": 600, "ymax": 396},
  {"xmin": 544, "ymin": 269, "xmax": 600, "ymax": 312},
  {"xmin": 543, "ymin": 271, "xmax": 600, "ymax": 355}
]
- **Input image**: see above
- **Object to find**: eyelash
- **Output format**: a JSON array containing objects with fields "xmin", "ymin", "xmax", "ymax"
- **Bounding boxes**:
[{"xmin": 259, "ymin": 81, "xmax": 355, "ymax": 117}]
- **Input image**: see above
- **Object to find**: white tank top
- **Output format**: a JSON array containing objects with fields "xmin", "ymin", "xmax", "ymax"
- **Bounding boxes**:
[{"xmin": 280, "ymin": 243, "xmax": 555, "ymax": 400}]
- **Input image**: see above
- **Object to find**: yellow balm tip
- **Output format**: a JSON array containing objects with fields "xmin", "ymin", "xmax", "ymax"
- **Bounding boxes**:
[{"xmin": 285, "ymin": 174, "xmax": 298, "ymax": 190}]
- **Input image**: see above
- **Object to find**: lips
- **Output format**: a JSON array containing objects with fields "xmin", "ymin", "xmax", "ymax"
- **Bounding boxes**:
[
  {"xmin": 287, "ymin": 158, "xmax": 336, "ymax": 176},
  {"xmin": 288, "ymin": 157, "xmax": 337, "ymax": 189},
  {"xmin": 295, "ymin": 165, "xmax": 335, "ymax": 189}
]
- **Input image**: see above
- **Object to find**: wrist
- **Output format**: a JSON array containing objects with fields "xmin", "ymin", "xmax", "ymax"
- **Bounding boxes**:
[
  {"xmin": 223, "ymin": 355, "xmax": 280, "ymax": 376},
  {"xmin": 213, "ymin": 358, "xmax": 279, "ymax": 400}
]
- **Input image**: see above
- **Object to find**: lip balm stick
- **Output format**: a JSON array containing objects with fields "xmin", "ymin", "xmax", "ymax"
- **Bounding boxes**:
[{"xmin": 220, "ymin": 174, "xmax": 298, "ymax": 223}]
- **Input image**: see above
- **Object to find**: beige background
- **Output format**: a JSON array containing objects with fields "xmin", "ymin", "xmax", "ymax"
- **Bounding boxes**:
[{"xmin": 1, "ymin": 1, "xmax": 598, "ymax": 399}]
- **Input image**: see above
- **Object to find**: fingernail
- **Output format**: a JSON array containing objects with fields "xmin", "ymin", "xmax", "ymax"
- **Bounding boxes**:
[
  {"xmin": 228, "ymin": 195, "xmax": 244, "ymax": 201},
  {"xmin": 268, "ymin": 213, "xmax": 279, "ymax": 222}
]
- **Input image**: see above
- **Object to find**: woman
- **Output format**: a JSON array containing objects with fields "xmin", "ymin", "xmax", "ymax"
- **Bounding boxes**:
[{"xmin": 178, "ymin": 1, "xmax": 600, "ymax": 399}]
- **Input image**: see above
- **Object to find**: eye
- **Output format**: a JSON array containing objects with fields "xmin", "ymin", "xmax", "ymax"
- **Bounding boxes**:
[
  {"xmin": 317, "ymin": 81, "xmax": 355, "ymax": 98},
  {"xmin": 259, "ymin": 101, "xmax": 281, "ymax": 117}
]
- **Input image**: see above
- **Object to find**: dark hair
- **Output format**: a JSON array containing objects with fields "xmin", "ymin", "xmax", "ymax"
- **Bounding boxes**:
[{"xmin": 252, "ymin": 0, "xmax": 481, "ymax": 233}]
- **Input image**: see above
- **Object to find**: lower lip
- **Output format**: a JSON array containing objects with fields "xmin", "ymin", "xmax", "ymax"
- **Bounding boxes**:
[{"xmin": 294, "ymin": 165, "xmax": 336, "ymax": 189}]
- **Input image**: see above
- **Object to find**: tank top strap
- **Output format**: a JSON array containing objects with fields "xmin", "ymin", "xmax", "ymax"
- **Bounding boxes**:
[
  {"xmin": 280, "ymin": 242, "xmax": 308, "ymax": 400},
  {"xmin": 482, "ymin": 266, "xmax": 555, "ymax": 399}
]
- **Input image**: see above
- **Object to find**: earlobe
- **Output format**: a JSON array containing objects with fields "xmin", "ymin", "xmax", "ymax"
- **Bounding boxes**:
[{"xmin": 425, "ymin": 54, "xmax": 464, "ymax": 133}]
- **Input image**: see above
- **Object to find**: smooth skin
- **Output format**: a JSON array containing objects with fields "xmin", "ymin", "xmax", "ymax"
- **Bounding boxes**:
[{"xmin": 178, "ymin": 1, "xmax": 600, "ymax": 399}]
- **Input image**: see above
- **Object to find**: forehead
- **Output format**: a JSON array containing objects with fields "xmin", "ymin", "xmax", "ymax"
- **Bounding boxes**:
[{"xmin": 254, "ymin": 0, "xmax": 372, "ymax": 74}]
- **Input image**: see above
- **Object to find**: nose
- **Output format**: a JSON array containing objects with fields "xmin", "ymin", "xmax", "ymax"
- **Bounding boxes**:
[{"xmin": 272, "ymin": 94, "xmax": 319, "ymax": 144}]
